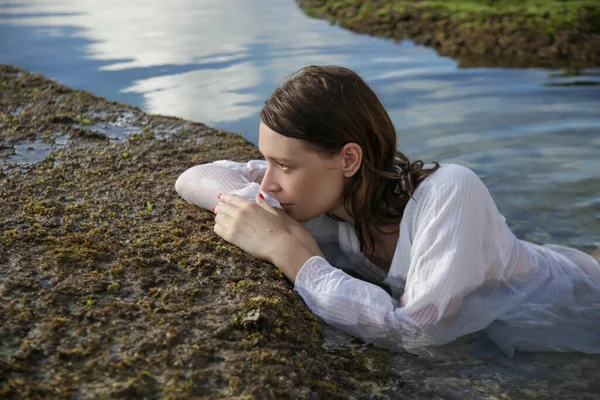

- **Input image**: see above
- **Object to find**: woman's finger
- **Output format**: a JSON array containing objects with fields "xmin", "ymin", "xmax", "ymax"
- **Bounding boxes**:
[
  {"xmin": 213, "ymin": 201, "xmax": 239, "ymax": 217},
  {"xmin": 214, "ymin": 211, "xmax": 233, "ymax": 226},
  {"xmin": 213, "ymin": 222, "xmax": 229, "ymax": 241},
  {"xmin": 256, "ymin": 193, "xmax": 279, "ymax": 216},
  {"xmin": 219, "ymin": 193, "xmax": 251, "ymax": 208}
]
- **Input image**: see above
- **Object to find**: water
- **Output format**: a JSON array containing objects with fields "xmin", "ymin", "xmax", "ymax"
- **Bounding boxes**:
[{"xmin": 1, "ymin": 0, "xmax": 599, "ymax": 249}]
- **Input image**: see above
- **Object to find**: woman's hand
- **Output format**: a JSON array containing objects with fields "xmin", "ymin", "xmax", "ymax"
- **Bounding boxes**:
[
  {"xmin": 267, "ymin": 204, "xmax": 324, "ymax": 258},
  {"xmin": 213, "ymin": 193, "xmax": 320, "ymax": 282}
]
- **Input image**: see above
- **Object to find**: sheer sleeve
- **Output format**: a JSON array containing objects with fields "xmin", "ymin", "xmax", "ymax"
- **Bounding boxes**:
[
  {"xmin": 175, "ymin": 160, "xmax": 282, "ymax": 210},
  {"xmin": 295, "ymin": 256, "xmax": 422, "ymax": 350},
  {"xmin": 294, "ymin": 164, "xmax": 508, "ymax": 351}
]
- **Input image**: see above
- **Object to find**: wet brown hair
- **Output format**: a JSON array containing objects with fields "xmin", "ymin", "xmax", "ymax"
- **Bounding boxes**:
[{"xmin": 260, "ymin": 65, "xmax": 440, "ymax": 254}]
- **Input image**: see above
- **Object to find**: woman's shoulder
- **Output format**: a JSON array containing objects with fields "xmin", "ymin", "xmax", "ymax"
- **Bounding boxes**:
[
  {"xmin": 404, "ymin": 163, "xmax": 497, "ymax": 228},
  {"xmin": 418, "ymin": 163, "xmax": 482, "ymax": 192},
  {"xmin": 411, "ymin": 163, "xmax": 491, "ymax": 209},
  {"xmin": 429, "ymin": 163, "xmax": 479, "ymax": 180}
]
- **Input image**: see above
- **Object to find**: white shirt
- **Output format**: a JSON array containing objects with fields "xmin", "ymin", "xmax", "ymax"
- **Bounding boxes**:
[{"xmin": 175, "ymin": 160, "xmax": 600, "ymax": 356}]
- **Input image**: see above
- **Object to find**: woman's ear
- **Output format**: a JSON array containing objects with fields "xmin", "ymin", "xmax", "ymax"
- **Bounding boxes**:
[{"xmin": 340, "ymin": 142, "xmax": 362, "ymax": 178}]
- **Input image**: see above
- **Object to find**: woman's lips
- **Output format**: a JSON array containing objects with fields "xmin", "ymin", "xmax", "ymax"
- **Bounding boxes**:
[{"xmin": 280, "ymin": 203, "xmax": 293, "ymax": 209}]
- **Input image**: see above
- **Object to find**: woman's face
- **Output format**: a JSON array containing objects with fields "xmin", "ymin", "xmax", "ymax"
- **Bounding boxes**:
[{"xmin": 258, "ymin": 122, "xmax": 347, "ymax": 222}]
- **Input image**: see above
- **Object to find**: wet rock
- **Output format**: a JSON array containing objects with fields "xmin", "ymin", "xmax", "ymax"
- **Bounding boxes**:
[
  {"xmin": 68, "ymin": 127, "xmax": 109, "ymax": 141},
  {"xmin": 50, "ymin": 114, "xmax": 75, "ymax": 124}
]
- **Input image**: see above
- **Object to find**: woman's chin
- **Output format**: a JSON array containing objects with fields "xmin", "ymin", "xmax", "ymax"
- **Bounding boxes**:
[
  {"xmin": 281, "ymin": 203, "xmax": 327, "ymax": 222},
  {"xmin": 283, "ymin": 207, "xmax": 304, "ymax": 221}
]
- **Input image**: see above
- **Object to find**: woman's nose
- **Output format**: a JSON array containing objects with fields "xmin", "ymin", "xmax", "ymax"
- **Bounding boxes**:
[{"xmin": 260, "ymin": 167, "xmax": 280, "ymax": 193}]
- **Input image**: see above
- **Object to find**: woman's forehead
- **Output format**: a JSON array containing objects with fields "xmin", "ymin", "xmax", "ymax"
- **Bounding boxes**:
[{"xmin": 258, "ymin": 123, "xmax": 307, "ymax": 161}]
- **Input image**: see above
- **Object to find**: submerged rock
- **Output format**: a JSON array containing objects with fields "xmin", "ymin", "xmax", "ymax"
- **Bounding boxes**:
[{"xmin": 1, "ymin": 65, "xmax": 599, "ymax": 399}]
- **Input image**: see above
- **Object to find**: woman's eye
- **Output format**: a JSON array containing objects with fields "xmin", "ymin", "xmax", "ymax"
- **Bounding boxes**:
[{"xmin": 277, "ymin": 162, "xmax": 290, "ymax": 170}]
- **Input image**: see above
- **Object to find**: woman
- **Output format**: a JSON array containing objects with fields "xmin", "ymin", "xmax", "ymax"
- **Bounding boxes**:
[{"xmin": 175, "ymin": 65, "xmax": 600, "ymax": 357}]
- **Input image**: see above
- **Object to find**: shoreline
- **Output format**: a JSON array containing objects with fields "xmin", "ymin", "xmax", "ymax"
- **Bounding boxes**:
[
  {"xmin": 2, "ymin": 65, "xmax": 600, "ymax": 398},
  {"xmin": 297, "ymin": 0, "xmax": 600, "ymax": 68}
]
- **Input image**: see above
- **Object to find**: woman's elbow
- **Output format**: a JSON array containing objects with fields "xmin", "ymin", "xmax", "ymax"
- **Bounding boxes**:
[
  {"xmin": 174, "ymin": 171, "xmax": 188, "ymax": 197},
  {"xmin": 174, "ymin": 166, "xmax": 204, "ymax": 204}
]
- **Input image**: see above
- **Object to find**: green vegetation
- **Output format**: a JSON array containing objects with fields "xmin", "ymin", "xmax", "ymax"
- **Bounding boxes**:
[
  {"xmin": 303, "ymin": 0, "xmax": 600, "ymax": 31},
  {"xmin": 298, "ymin": 0, "xmax": 600, "ymax": 67}
]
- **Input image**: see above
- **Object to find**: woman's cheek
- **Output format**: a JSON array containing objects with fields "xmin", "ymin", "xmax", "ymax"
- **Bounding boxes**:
[{"xmin": 282, "ymin": 175, "xmax": 297, "ymax": 195}]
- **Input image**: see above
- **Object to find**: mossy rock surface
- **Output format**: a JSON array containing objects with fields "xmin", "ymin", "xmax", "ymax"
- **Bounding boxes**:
[
  {"xmin": 1, "ymin": 65, "xmax": 600, "ymax": 399},
  {"xmin": 297, "ymin": 0, "xmax": 600, "ymax": 68}
]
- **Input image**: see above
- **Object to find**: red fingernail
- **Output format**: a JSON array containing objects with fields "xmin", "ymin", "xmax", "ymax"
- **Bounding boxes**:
[
  {"xmin": 212, "ymin": 206, "xmax": 216, "ymax": 212},
  {"xmin": 217, "ymin": 193, "xmax": 222, "ymax": 199},
  {"xmin": 259, "ymin": 193, "xmax": 264, "ymax": 199}
]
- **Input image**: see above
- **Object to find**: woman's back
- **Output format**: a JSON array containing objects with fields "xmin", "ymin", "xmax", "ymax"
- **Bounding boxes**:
[
  {"xmin": 383, "ymin": 163, "xmax": 599, "ymax": 355},
  {"xmin": 325, "ymin": 163, "xmax": 600, "ymax": 355}
]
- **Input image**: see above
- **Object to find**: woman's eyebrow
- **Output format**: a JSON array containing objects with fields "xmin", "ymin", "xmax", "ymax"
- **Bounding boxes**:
[
  {"xmin": 260, "ymin": 153, "xmax": 295, "ymax": 163},
  {"xmin": 258, "ymin": 146, "xmax": 298, "ymax": 163},
  {"xmin": 273, "ymin": 157, "xmax": 295, "ymax": 163}
]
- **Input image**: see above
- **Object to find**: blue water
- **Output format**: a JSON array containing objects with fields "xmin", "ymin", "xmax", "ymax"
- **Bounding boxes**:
[{"xmin": 1, "ymin": 0, "xmax": 600, "ymax": 249}]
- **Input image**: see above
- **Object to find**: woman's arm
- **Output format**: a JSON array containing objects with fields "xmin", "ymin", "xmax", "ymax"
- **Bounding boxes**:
[
  {"xmin": 175, "ymin": 160, "xmax": 280, "ymax": 211},
  {"xmin": 176, "ymin": 161, "xmax": 336, "ymax": 256},
  {"xmin": 294, "ymin": 257, "xmax": 423, "ymax": 349},
  {"xmin": 294, "ymin": 256, "xmax": 466, "ymax": 350}
]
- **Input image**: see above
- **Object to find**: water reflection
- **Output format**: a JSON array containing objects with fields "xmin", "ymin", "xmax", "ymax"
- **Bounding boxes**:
[
  {"xmin": 1, "ymin": 0, "xmax": 367, "ymax": 130},
  {"xmin": 1, "ymin": 0, "xmax": 599, "ymax": 250},
  {"xmin": 122, "ymin": 62, "xmax": 263, "ymax": 125}
]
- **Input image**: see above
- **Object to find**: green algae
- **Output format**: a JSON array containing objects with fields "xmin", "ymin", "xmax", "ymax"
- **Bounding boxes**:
[{"xmin": 297, "ymin": 0, "xmax": 600, "ymax": 68}]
